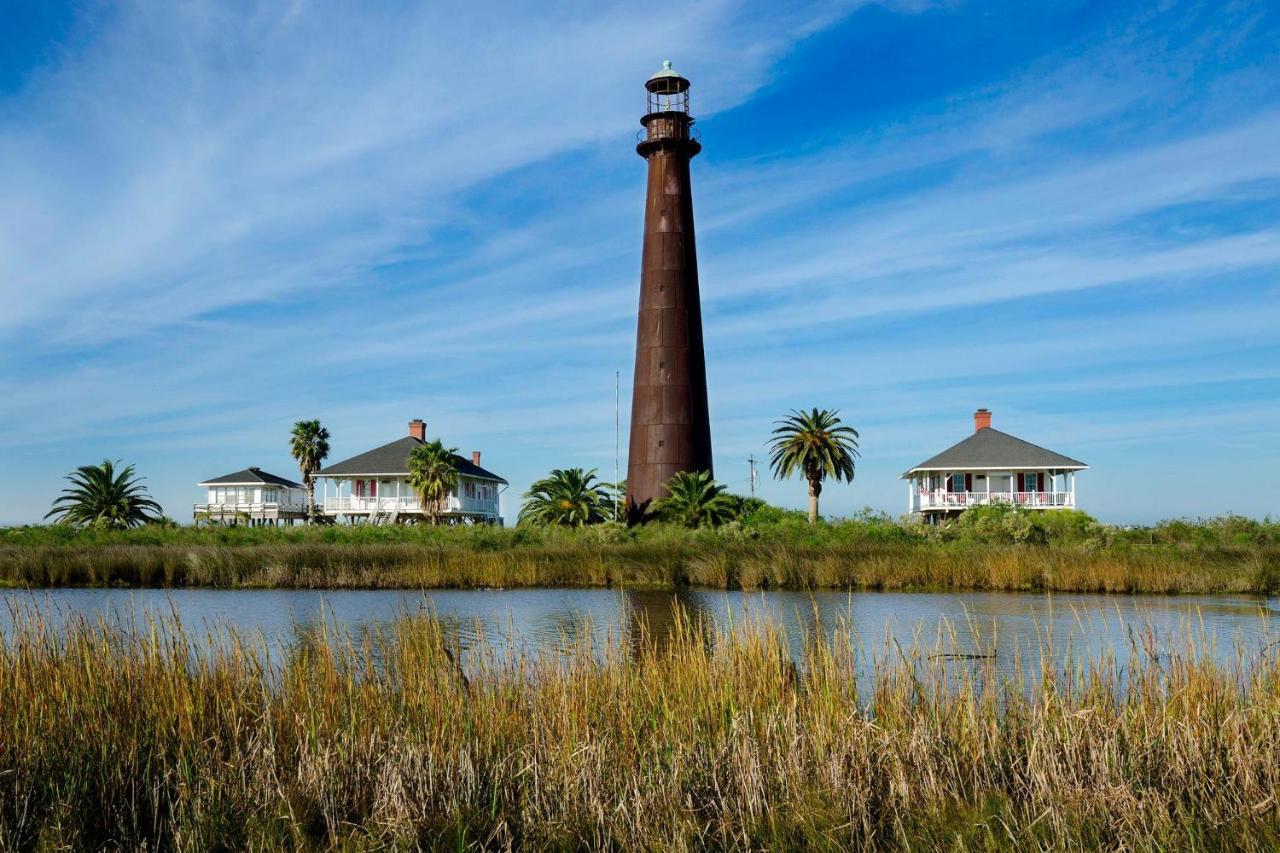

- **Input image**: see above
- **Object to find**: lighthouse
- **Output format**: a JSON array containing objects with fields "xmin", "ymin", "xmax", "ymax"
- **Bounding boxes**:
[{"xmin": 626, "ymin": 61, "xmax": 713, "ymax": 522}]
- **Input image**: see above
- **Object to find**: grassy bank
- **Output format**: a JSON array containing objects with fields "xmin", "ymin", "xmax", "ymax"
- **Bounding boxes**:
[
  {"xmin": 2, "ymin": 513, "xmax": 1278, "ymax": 593},
  {"xmin": 1, "ymin": 610, "xmax": 1278, "ymax": 849}
]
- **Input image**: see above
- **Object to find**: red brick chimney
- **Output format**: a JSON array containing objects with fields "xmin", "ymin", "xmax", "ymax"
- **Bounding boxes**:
[
  {"xmin": 974, "ymin": 408, "xmax": 992, "ymax": 432},
  {"xmin": 471, "ymin": 451, "xmax": 481, "ymax": 466},
  {"xmin": 408, "ymin": 419, "xmax": 426, "ymax": 441}
]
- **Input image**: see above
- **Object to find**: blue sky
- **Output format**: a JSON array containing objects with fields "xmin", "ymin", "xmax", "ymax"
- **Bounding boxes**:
[{"xmin": 1, "ymin": 0, "xmax": 1277, "ymax": 525}]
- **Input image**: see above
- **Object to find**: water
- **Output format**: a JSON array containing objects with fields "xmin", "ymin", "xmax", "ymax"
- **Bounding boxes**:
[{"xmin": 3, "ymin": 588, "xmax": 1276, "ymax": 686}]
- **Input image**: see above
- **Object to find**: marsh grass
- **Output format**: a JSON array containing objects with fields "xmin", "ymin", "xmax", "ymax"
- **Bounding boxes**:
[
  {"xmin": 3, "ymin": 518, "xmax": 1277, "ymax": 593},
  {"xmin": 1, "ymin": 606, "xmax": 1278, "ymax": 849},
  {"xmin": 5, "ymin": 514, "xmax": 1274, "ymax": 589},
  {"xmin": 1, "ymin": 538, "xmax": 1275, "ymax": 594}
]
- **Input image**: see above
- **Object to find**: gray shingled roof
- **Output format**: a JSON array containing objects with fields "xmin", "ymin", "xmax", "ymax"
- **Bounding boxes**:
[
  {"xmin": 902, "ymin": 428, "xmax": 1086, "ymax": 476},
  {"xmin": 316, "ymin": 436, "xmax": 508, "ymax": 483},
  {"xmin": 198, "ymin": 467, "xmax": 303, "ymax": 488}
]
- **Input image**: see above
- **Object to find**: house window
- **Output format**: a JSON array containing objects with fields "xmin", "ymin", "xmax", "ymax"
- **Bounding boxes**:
[
  {"xmin": 949, "ymin": 473, "xmax": 966, "ymax": 493},
  {"xmin": 1022, "ymin": 473, "xmax": 1038, "ymax": 492}
]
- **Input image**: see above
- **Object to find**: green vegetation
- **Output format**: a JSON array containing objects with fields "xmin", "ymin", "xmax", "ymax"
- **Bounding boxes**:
[
  {"xmin": 289, "ymin": 419, "xmax": 330, "ymax": 517},
  {"xmin": 768, "ymin": 408, "xmax": 860, "ymax": 523},
  {"xmin": 652, "ymin": 470, "xmax": 736, "ymax": 528},
  {"xmin": 43, "ymin": 459, "xmax": 163, "ymax": 529},
  {"xmin": 2, "ymin": 508, "xmax": 1277, "ymax": 594},
  {"xmin": 2, "ymin": 608, "xmax": 1278, "ymax": 849},
  {"xmin": 518, "ymin": 468, "xmax": 613, "ymax": 526},
  {"xmin": 407, "ymin": 439, "xmax": 459, "ymax": 524}
]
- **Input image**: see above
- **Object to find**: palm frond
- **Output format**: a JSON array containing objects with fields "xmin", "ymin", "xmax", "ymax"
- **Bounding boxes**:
[
  {"xmin": 519, "ymin": 468, "xmax": 612, "ymax": 526},
  {"xmin": 45, "ymin": 460, "xmax": 162, "ymax": 529},
  {"xmin": 767, "ymin": 408, "xmax": 860, "ymax": 484},
  {"xmin": 407, "ymin": 440, "xmax": 460, "ymax": 524},
  {"xmin": 652, "ymin": 471, "xmax": 736, "ymax": 528}
]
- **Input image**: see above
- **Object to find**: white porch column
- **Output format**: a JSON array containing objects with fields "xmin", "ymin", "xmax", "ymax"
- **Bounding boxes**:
[
  {"xmin": 1070, "ymin": 471, "xmax": 1076, "ymax": 505},
  {"xmin": 907, "ymin": 478, "xmax": 913, "ymax": 514}
]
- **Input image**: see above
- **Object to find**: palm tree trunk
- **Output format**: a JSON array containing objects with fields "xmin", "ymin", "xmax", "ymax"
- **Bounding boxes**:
[
  {"xmin": 807, "ymin": 477, "xmax": 821, "ymax": 524},
  {"xmin": 305, "ymin": 473, "xmax": 315, "ymax": 520}
]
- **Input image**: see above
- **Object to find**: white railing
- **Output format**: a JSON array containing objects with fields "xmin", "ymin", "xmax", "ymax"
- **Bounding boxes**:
[
  {"xmin": 322, "ymin": 495, "xmax": 499, "ymax": 515},
  {"xmin": 194, "ymin": 501, "xmax": 307, "ymax": 515},
  {"xmin": 913, "ymin": 491, "xmax": 1074, "ymax": 511},
  {"xmin": 324, "ymin": 496, "xmax": 422, "ymax": 513}
]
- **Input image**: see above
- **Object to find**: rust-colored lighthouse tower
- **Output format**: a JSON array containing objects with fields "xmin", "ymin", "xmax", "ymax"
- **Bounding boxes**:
[{"xmin": 627, "ymin": 60, "xmax": 713, "ymax": 522}]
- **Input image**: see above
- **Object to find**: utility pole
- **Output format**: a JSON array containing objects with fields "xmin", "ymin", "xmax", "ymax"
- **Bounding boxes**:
[
  {"xmin": 748, "ymin": 454, "xmax": 758, "ymax": 499},
  {"xmin": 614, "ymin": 370, "xmax": 621, "ymax": 522}
]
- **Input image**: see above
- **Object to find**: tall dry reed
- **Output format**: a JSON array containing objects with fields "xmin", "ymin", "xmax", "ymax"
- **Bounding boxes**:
[
  {"xmin": 2, "ymin": 539, "xmax": 1276, "ymax": 594},
  {"xmin": 0, "ymin": 606, "xmax": 1277, "ymax": 849}
]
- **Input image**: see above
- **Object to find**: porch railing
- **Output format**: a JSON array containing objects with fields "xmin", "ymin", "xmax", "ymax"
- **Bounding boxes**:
[
  {"xmin": 193, "ymin": 501, "xmax": 307, "ymax": 515},
  {"xmin": 913, "ymin": 491, "xmax": 1074, "ymax": 511},
  {"xmin": 322, "ymin": 495, "xmax": 498, "ymax": 514}
]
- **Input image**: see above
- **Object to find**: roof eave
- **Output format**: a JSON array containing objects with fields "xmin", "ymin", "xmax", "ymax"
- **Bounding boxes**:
[
  {"xmin": 901, "ymin": 463, "xmax": 1089, "ymax": 478},
  {"xmin": 316, "ymin": 470, "xmax": 508, "ymax": 483}
]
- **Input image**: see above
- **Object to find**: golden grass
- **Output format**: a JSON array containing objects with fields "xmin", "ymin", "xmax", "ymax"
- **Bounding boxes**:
[
  {"xmin": 2, "ymin": 539, "xmax": 1276, "ymax": 594},
  {"xmin": 1, "ymin": 606, "xmax": 1278, "ymax": 849}
]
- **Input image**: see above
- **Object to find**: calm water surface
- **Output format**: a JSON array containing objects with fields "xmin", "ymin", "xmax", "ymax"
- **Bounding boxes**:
[{"xmin": 3, "ymin": 588, "xmax": 1277, "ymax": 683}]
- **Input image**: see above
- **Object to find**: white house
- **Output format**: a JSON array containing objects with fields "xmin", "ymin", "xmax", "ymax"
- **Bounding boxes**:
[
  {"xmin": 902, "ymin": 409, "xmax": 1087, "ymax": 521},
  {"xmin": 194, "ymin": 467, "xmax": 308, "ymax": 525},
  {"xmin": 315, "ymin": 419, "xmax": 506, "ymax": 524}
]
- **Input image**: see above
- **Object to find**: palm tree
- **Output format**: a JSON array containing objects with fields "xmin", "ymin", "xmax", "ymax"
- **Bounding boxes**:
[
  {"xmin": 519, "ymin": 468, "xmax": 612, "ymax": 527},
  {"xmin": 408, "ymin": 439, "xmax": 459, "ymax": 524},
  {"xmin": 768, "ymin": 408, "xmax": 860, "ymax": 524},
  {"xmin": 45, "ymin": 460, "xmax": 163, "ymax": 529},
  {"xmin": 289, "ymin": 420, "xmax": 330, "ymax": 519},
  {"xmin": 653, "ymin": 470, "xmax": 736, "ymax": 528}
]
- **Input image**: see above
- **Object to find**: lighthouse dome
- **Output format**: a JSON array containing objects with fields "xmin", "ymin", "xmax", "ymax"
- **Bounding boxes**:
[{"xmin": 645, "ymin": 59, "xmax": 689, "ymax": 94}]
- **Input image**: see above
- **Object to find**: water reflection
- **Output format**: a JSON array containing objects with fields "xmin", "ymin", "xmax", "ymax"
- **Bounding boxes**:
[
  {"xmin": 620, "ymin": 589, "xmax": 714, "ymax": 656},
  {"xmin": 1, "ymin": 588, "xmax": 1275, "ymax": 689}
]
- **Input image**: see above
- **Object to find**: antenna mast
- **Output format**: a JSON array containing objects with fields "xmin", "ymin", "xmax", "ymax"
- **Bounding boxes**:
[{"xmin": 614, "ymin": 370, "xmax": 621, "ymax": 521}]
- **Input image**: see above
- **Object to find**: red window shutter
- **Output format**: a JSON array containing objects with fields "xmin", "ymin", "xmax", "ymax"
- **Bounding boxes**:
[
  {"xmin": 371, "ymin": 480, "xmax": 377, "ymax": 497},
  {"xmin": 947, "ymin": 475, "xmax": 954, "ymax": 493},
  {"xmin": 965, "ymin": 473, "xmax": 972, "ymax": 492},
  {"xmin": 1037, "ymin": 473, "xmax": 1045, "ymax": 492}
]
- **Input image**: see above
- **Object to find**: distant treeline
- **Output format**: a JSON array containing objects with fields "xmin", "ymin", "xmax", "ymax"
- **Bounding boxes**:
[{"xmin": 2, "ymin": 508, "xmax": 1277, "ymax": 594}]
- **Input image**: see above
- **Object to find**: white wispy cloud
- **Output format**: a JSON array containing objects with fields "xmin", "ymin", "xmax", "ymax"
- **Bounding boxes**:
[{"xmin": 0, "ymin": 0, "xmax": 866, "ymax": 343}]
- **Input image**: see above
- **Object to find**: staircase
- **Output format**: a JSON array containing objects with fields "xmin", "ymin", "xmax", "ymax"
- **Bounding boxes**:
[{"xmin": 367, "ymin": 499, "xmax": 401, "ymax": 525}]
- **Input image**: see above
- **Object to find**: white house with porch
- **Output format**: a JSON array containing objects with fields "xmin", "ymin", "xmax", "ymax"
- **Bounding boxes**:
[
  {"xmin": 902, "ymin": 409, "xmax": 1087, "ymax": 522},
  {"xmin": 194, "ymin": 467, "xmax": 308, "ymax": 525},
  {"xmin": 315, "ymin": 419, "xmax": 507, "ymax": 524}
]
